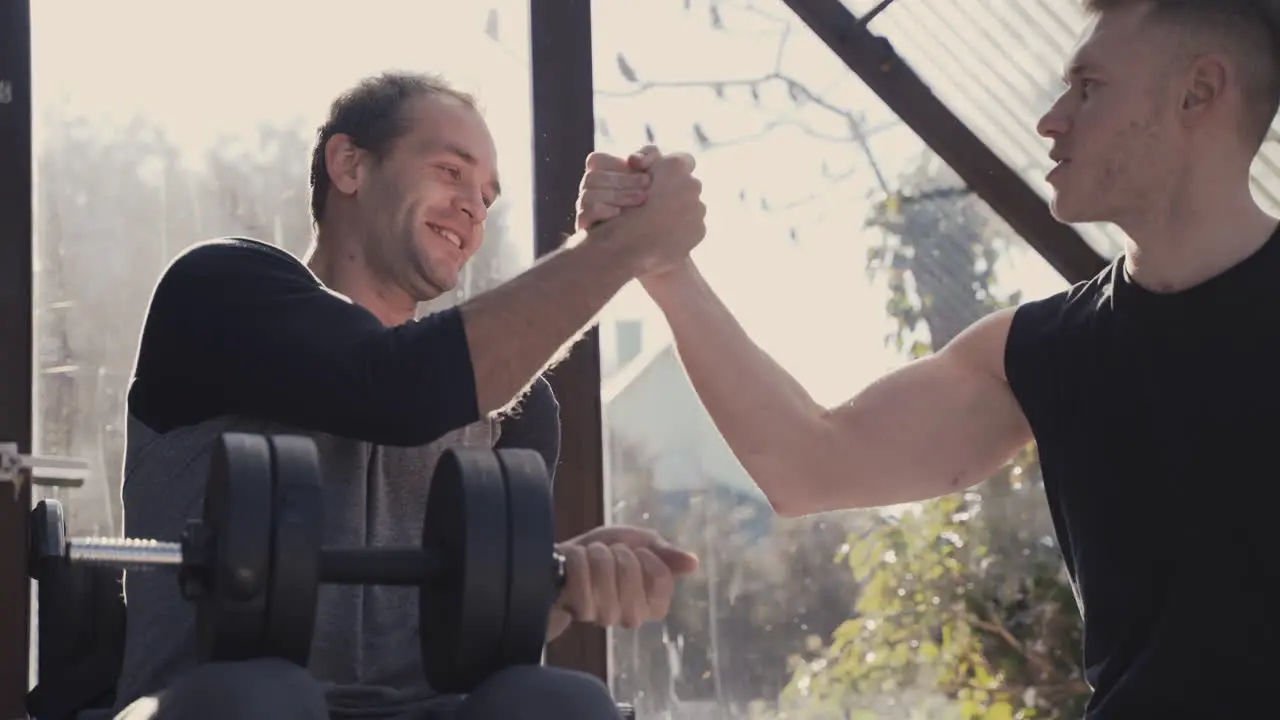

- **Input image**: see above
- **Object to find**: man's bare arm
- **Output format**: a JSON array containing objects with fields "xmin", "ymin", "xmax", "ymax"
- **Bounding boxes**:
[
  {"xmin": 462, "ymin": 153, "xmax": 705, "ymax": 416},
  {"xmin": 645, "ymin": 261, "xmax": 1032, "ymax": 516},
  {"xmin": 137, "ymin": 204, "xmax": 693, "ymax": 448},
  {"xmin": 460, "ymin": 229, "xmax": 638, "ymax": 415}
]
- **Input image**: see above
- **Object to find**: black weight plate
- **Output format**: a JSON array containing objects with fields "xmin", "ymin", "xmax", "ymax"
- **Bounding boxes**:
[
  {"xmin": 196, "ymin": 432, "xmax": 274, "ymax": 662},
  {"xmin": 28, "ymin": 499, "xmax": 67, "ymax": 582},
  {"xmin": 264, "ymin": 435, "xmax": 323, "ymax": 667},
  {"xmin": 495, "ymin": 449, "xmax": 558, "ymax": 668},
  {"xmin": 421, "ymin": 449, "xmax": 510, "ymax": 693}
]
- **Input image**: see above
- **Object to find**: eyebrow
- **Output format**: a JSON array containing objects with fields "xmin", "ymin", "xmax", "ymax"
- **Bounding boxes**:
[
  {"xmin": 1062, "ymin": 58, "xmax": 1106, "ymax": 85},
  {"xmin": 443, "ymin": 142, "xmax": 502, "ymax": 198}
]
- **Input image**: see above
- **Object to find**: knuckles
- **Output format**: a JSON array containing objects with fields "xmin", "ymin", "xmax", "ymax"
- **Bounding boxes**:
[
  {"xmin": 584, "ymin": 151, "xmax": 628, "ymax": 172},
  {"xmin": 576, "ymin": 147, "xmax": 707, "ymax": 236}
]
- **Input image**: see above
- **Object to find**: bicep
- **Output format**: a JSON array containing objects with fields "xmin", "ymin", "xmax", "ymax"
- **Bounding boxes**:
[
  {"xmin": 812, "ymin": 309, "xmax": 1030, "ymax": 509},
  {"xmin": 132, "ymin": 241, "xmax": 479, "ymax": 445}
]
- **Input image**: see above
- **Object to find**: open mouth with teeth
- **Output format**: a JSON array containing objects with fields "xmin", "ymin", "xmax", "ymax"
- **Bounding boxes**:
[{"xmin": 426, "ymin": 222, "xmax": 463, "ymax": 250}]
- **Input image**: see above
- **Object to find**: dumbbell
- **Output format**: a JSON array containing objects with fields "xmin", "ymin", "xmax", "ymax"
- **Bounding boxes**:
[{"xmin": 28, "ymin": 432, "xmax": 563, "ymax": 694}]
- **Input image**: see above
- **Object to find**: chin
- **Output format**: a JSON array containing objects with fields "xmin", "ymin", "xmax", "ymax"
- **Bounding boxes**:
[
  {"xmin": 418, "ymin": 267, "xmax": 459, "ymax": 298},
  {"xmin": 1049, "ymin": 192, "xmax": 1097, "ymax": 225},
  {"xmin": 406, "ymin": 245, "xmax": 460, "ymax": 295}
]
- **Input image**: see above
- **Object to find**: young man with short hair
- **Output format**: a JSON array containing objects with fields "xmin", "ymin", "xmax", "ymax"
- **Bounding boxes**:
[{"xmin": 582, "ymin": 1, "xmax": 1280, "ymax": 716}]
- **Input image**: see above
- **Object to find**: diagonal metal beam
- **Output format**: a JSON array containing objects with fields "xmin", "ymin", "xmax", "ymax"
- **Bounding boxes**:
[{"xmin": 781, "ymin": 0, "xmax": 1108, "ymax": 284}]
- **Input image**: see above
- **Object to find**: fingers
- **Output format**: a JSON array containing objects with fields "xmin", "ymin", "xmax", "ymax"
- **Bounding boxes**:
[
  {"xmin": 588, "ymin": 145, "xmax": 665, "ymax": 172},
  {"xmin": 586, "ymin": 146, "xmax": 690, "ymax": 176},
  {"xmin": 652, "ymin": 544, "xmax": 700, "ymax": 575},
  {"xmin": 557, "ymin": 530, "xmax": 685, "ymax": 631},
  {"xmin": 668, "ymin": 152, "xmax": 696, "ymax": 173},
  {"xmin": 580, "ymin": 168, "xmax": 650, "ymax": 192},
  {"xmin": 576, "ymin": 144, "xmax": 705, "ymax": 275},
  {"xmin": 585, "ymin": 543, "xmax": 665, "ymax": 630},
  {"xmin": 634, "ymin": 547, "xmax": 674, "ymax": 621},
  {"xmin": 587, "ymin": 543, "xmax": 621, "ymax": 626},
  {"xmin": 584, "ymin": 151, "xmax": 630, "ymax": 172},
  {"xmin": 578, "ymin": 183, "xmax": 648, "ymax": 213},
  {"xmin": 577, "ymin": 155, "xmax": 653, "ymax": 230},
  {"xmin": 558, "ymin": 544, "xmax": 595, "ymax": 623},
  {"xmin": 577, "ymin": 186, "xmax": 652, "ymax": 229},
  {"xmin": 559, "ymin": 542, "xmax": 627, "ymax": 626},
  {"xmin": 652, "ymin": 151, "xmax": 696, "ymax": 175},
  {"xmin": 614, "ymin": 544, "xmax": 647, "ymax": 629},
  {"xmin": 628, "ymin": 145, "xmax": 662, "ymax": 171},
  {"xmin": 575, "ymin": 194, "xmax": 623, "ymax": 230}
]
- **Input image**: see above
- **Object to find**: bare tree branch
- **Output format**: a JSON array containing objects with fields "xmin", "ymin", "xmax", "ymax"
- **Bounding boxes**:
[
  {"xmin": 773, "ymin": 14, "xmax": 791, "ymax": 70},
  {"xmin": 967, "ymin": 602, "xmax": 1076, "ymax": 686},
  {"xmin": 596, "ymin": 74, "xmax": 770, "ymax": 99},
  {"xmin": 600, "ymin": 71, "xmax": 895, "ymax": 195},
  {"xmin": 767, "ymin": 167, "xmax": 860, "ymax": 212}
]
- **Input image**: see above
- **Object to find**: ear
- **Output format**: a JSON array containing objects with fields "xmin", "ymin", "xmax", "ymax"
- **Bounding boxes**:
[
  {"xmin": 1181, "ymin": 53, "xmax": 1228, "ymax": 117},
  {"xmin": 324, "ymin": 134, "xmax": 364, "ymax": 198}
]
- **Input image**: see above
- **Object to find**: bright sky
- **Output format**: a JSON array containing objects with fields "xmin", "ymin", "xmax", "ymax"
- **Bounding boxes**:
[{"xmin": 31, "ymin": 0, "xmax": 1071, "ymax": 408}]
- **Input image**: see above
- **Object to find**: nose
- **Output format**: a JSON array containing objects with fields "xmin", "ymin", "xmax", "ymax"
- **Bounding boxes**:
[
  {"xmin": 1037, "ymin": 94, "xmax": 1070, "ymax": 140},
  {"xmin": 455, "ymin": 188, "xmax": 488, "ymax": 225}
]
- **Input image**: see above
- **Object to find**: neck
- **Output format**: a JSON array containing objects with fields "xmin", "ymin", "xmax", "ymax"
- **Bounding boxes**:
[
  {"xmin": 1119, "ymin": 169, "xmax": 1276, "ymax": 293},
  {"xmin": 307, "ymin": 222, "xmax": 418, "ymax": 327}
]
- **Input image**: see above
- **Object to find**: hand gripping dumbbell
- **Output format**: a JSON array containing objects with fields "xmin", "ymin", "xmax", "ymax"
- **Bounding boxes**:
[{"xmin": 28, "ymin": 432, "xmax": 566, "ymax": 694}]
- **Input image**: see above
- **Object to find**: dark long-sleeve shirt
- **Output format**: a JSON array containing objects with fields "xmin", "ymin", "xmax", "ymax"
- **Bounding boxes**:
[{"xmin": 114, "ymin": 237, "xmax": 560, "ymax": 716}]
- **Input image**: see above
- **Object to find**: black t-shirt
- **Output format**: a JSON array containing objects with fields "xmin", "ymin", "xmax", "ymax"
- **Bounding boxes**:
[
  {"xmin": 1006, "ymin": 229, "xmax": 1280, "ymax": 717},
  {"xmin": 129, "ymin": 236, "xmax": 560, "ymax": 469}
]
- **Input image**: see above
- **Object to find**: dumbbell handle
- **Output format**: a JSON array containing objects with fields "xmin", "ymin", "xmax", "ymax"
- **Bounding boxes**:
[
  {"xmin": 320, "ymin": 548, "xmax": 567, "ymax": 588},
  {"xmin": 57, "ymin": 536, "xmax": 568, "ymax": 590},
  {"xmin": 320, "ymin": 547, "xmax": 443, "ymax": 585},
  {"xmin": 62, "ymin": 536, "xmax": 183, "ymax": 571}
]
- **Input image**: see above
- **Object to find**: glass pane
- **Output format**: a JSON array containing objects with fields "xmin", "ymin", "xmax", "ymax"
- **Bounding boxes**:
[
  {"xmin": 31, "ymin": 0, "xmax": 535, "ymax": 535},
  {"xmin": 593, "ymin": 1, "xmax": 1079, "ymax": 717}
]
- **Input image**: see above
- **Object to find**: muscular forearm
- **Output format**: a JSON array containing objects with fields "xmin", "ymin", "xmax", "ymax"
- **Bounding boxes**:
[
  {"xmin": 645, "ymin": 263, "xmax": 830, "ymax": 513},
  {"xmin": 461, "ymin": 225, "xmax": 640, "ymax": 415},
  {"xmin": 648, "ymin": 264, "xmax": 1033, "ymax": 514}
]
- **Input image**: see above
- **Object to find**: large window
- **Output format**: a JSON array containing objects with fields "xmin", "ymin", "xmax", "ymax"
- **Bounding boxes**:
[
  {"xmin": 30, "ymin": 1, "xmax": 536, "ymax": 535},
  {"xmin": 592, "ymin": 1, "xmax": 1081, "ymax": 717}
]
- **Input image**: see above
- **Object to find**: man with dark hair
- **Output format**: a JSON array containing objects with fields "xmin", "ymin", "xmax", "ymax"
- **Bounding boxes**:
[
  {"xmin": 307, "ymin": 73, "xmax": 480, "ymax": 228},
  {"xmin": 111, "ymin": 70, "xmax": 703, "ymax": 719},
  {"xmin": 581, "ymin": 1, "xmax": 1280, "ymax": 717}
]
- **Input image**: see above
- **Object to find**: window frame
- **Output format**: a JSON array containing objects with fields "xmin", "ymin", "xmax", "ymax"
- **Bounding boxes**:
[
  {"xmin": 529, "ymin": 0, "xmax": 610, "ymax": 681},
  {"xmin": 0, "ymin": 0, "xmax": 34, "ymax": 714}
]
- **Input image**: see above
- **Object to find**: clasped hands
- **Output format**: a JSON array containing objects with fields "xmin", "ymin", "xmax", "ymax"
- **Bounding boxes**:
[{"xmin": 574, "ymin": 146, "xmax": 704, "ymax": 283}]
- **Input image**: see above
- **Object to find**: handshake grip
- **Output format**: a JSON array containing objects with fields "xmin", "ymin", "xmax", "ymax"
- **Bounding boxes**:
[{"xmin": 597, "ymin": 152, "xmax": 707, "ymax": 278}]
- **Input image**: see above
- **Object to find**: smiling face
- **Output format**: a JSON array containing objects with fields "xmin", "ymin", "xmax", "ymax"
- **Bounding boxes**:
[
  {"xmin": 353, "ymin": 94, "xmax": 501, "ymax": 301},
  {"xmin": 1036, "ymin": 5, "xmax": 1187, "ymax": 225}
]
